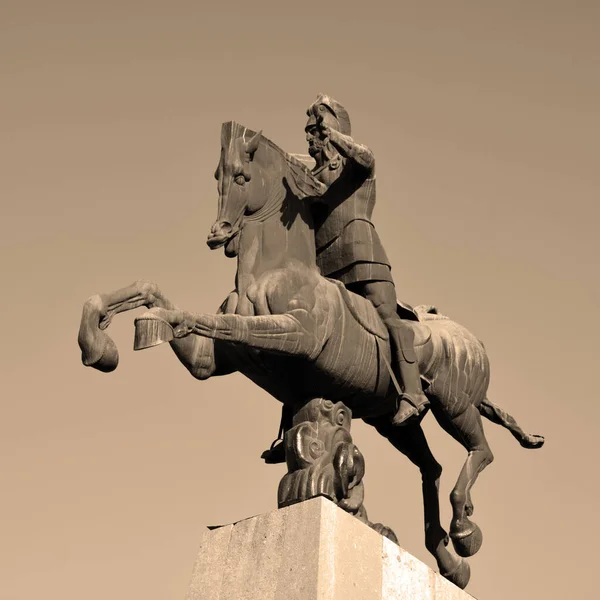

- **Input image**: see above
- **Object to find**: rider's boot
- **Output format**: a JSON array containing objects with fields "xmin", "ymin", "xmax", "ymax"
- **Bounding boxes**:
[
  {"xmin": 384, "ymin": 318, "xmax": 430, "ymax": 426},
  {"xmin": 393, "ymin": 358, "xmax": 430, "ymax": 426}
]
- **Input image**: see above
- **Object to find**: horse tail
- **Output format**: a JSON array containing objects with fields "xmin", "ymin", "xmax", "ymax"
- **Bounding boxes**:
[{"xmin": 478, "ymin": 398, "xmax": 545, "ymax": 449}]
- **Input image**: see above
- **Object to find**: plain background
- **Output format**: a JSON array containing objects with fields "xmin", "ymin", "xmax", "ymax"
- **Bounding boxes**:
[{"xmin": 2, "ymin": 1, "xmax": 598, "ymax": 599}]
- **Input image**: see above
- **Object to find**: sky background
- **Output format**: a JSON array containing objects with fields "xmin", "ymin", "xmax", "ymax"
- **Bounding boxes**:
[{"xmin": 2, "ymin": 1, "xmax": 599, "ymax": 599}]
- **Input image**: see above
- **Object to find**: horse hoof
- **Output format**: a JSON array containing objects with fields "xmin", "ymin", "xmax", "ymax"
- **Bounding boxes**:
[
  {"xmin": 451, "ymin": 522, "xmax": 483, "ymax": 557},
  {"xmin": 134, "ymin": 315, "xmax": 174, "ymax": 350},
  {"xmin": 92, "ymin": 334, "xmax": 119, "ymax": 372},
  {"xmin": 521, "ymin": 433, "xmax": 545, "ymax": 449},
  {"xmin": 442, "ymin": 558, "xmax": 471, "ymax": 589},
  {"xmin": 79, "ymin": 296, "xmax": 118, "ymax": 371},
  {"xmin": 82, "ymin": 332, "xmax": 119, "ymax": 372}
]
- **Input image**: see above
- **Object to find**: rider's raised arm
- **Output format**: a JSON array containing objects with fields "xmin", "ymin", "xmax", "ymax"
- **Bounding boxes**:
[
  {"xmin": 285, "ymin": 154, "xmax": 328, "ymax": 199},
  {"xmin": 326, "ymin": 129, "xmax": 375, "ymax": 175}
]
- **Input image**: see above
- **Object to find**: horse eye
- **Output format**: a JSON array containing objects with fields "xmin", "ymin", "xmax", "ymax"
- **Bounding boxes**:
[{"xmin": 234, "ymin": 174, "xmax": 246, "ymax": 186}]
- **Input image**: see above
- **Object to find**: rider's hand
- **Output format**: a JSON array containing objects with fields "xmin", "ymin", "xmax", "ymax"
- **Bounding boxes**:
[{"xmin": 315, "ymin": 108, "xmax": 330, "ymax": 138}]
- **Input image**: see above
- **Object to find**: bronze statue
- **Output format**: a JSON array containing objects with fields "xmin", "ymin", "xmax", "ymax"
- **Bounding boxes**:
[{"xmin": 77, "ymin": 115, "xmax": 544, "ymax": 590}]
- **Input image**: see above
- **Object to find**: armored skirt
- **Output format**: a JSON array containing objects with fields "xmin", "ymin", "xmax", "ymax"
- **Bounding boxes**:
[{"xmin": 316, "ymin": 219, "xmax": 393, "ymax": 285}]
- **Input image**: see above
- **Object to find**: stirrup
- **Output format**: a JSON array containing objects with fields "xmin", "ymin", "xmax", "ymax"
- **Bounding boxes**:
[
  {"xmin": 392, "ymin": 393, "xmax": 429, "ymax": 426},
  {"xmin": 260, "ymin": 438, "xmax": 286, "ymax": 464},
  {"xmin": 401, "ymin": 392, "xmax": 430, "ymax": 412}
]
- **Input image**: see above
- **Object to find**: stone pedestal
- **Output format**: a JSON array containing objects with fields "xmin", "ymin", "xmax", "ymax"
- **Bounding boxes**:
[{"xmin": 185, "ymin": 497, "xmax": 475, "ymax": 600}]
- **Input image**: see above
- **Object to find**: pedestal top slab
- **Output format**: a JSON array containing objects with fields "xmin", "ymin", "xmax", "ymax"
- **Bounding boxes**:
[{"xmin": 186, "ymin": 497, "xmax": 476, "ymax": 600}]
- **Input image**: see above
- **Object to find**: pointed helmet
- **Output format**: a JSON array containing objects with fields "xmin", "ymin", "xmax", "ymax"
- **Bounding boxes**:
[{"xmin": 305, "ymin": 94, "xmax": 351, "ymax": 136}]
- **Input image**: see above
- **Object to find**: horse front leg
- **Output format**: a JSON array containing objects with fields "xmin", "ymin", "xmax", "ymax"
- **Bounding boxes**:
[
  {"xmin": 78, "ymin": 280, "xmax": 172, "ymax": 371},
  {"xmin": 134, "ymin": 307, "xmax": 325, "ymax": 360},
  {"xmin": 78, "ymin": 280, "xmax": 224, "ymax": 380}
]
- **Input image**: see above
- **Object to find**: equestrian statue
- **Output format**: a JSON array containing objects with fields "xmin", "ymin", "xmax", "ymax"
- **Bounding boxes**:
[{"xmin": 77, "ymin": 95, "xmax": 544, "ymax": 590}]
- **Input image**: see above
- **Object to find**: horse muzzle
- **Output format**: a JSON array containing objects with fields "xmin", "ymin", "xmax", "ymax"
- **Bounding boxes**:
[
  {"xmin": 207, "ymin": 221, "xmax": 241, "ymax": 257},
  {"xmin": 207, "ymin": 221, "xmax": 233, "ymax": 249}
]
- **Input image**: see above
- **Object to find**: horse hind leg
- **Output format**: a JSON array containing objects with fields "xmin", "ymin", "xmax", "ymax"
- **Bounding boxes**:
[
  {"xmin": 479, "ymin": 397, "xmax": 545, "ymax": 449},
  {"xmin": 431, "ymin": 402, "xmax": 494, "ymax": 559},
  {"xmin": 364, "ymin": 416, "xmax": 471, "ymax": 589}
]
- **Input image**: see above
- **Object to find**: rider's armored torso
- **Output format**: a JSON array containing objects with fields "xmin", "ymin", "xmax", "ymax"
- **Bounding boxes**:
[{"xmin": 312, "ymin": 157, "xmax": 391, "ymax": 285}]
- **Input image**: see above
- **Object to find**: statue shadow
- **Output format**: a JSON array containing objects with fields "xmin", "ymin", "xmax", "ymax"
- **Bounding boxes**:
[{"xmin": 280, "ymin": 177, "xmax": 315, "ymax": 232}]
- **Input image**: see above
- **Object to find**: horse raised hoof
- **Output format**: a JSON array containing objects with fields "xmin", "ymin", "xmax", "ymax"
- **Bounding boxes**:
[
  {"xmin": 450, "ymin": 520, "xmax": 483, "ymax": 557},
  {"xmin": 81, "ymin": 332, "xmax": 119, "ymax": 372},
  {"xmin": 519, "ymin": 433, "xmax": 545, "ymax": 449},
  {"xmin": 79, "ymin": 296, "xmax": 119, "ymax": 372},
  {"xmin": 134, "ymin": 313, "xmax": 174, "ymax": 350},
  {"xmin": 441, "ymin": 557, "xmax": 471, "ymax": 589},
  {"xmin": 89, "ymin": 334, "xmax": 119, "ymax": 372}
]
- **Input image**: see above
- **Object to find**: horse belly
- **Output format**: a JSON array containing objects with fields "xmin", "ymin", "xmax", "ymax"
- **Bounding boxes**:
[
  {"xmin": 310, "ymin": 323, "xmax": 392, "ymax": 417},
  {"xmin": 237, "ymin": 354, "xmax": 314, "ymax": 405}
]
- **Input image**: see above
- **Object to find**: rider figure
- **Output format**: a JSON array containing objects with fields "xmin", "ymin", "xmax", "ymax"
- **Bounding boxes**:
[
  {"xmin": 305, "ymin": 93, "xmax": 429, "ymax": 426},
  {"xmin": 263, "ymin": 94, "xmax": 430, "ymax": 463}
]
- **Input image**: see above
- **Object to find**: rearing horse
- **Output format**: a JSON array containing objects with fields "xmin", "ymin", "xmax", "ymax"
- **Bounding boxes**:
[{"xmin": 78, "ymin": 121, "xmax": 544, "ymax": 590}]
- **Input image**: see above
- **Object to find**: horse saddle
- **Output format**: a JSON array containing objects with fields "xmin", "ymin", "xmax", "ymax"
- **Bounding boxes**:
[{"xmin": 329, "ymin": 279, "xmax": 432, "ymax": 349}]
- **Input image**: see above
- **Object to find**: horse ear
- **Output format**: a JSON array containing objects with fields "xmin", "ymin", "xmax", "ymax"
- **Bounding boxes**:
[{"xmin": 244, "ymin": 130, "xmax": 262, "ymax": 159}]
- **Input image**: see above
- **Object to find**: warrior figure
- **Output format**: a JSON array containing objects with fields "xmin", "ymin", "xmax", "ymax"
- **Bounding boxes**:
[
  {"xmin": 305, "ymin": 93, "xmax": 429, "ymax": 425},
  {"xmin": 263, "ymin": 95, "xmax": 430, "ymax": 462}
]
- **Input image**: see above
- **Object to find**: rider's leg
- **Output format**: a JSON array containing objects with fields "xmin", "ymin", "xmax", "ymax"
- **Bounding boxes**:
[{"xmin": 348, "ymin": 280, "xmax": 430, "ymax": 425}]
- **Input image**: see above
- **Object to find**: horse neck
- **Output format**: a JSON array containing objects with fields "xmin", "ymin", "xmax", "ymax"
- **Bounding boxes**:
[{"xmin": 235, "ymin": 156, "xmax": 317, "ymax": 294}]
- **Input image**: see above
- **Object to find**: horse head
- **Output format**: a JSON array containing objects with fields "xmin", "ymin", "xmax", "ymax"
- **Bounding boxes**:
[
  {"xmin": 207, "ymin": 122, "xmax": 266, "ymax": 258},
  {"xmin": 208, "ymin": 121, "xmax": 327, "ymax": 260}
]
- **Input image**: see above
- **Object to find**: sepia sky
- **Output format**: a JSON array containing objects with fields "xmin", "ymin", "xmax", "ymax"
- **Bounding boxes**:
[{"xmin": 2, "ymin": 1, "xmax": 598, "ymax": 599}]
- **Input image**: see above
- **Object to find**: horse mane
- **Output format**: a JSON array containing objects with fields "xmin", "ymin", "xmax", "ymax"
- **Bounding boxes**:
[{"xmin": 222, "ymin": 121, "xmax": 327, "ymax": 200}]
